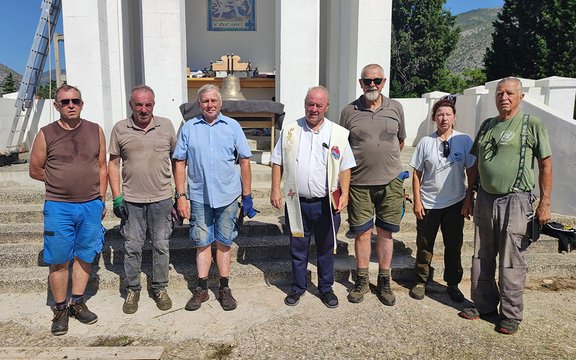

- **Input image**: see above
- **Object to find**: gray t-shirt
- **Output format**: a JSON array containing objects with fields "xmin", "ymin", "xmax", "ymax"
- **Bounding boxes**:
[
  {"xmin": 109, "ymin": 116, "xmax": 176, "ymax": 203},
  {"xmin": 340, "ymin": 95, "xmax": 406, "ymax": 186}
]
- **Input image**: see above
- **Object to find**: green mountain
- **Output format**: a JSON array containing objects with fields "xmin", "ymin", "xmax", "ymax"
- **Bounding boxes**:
[{"xmin": 447, "ymin": 8, "xmax": 501, "ymax": 73}]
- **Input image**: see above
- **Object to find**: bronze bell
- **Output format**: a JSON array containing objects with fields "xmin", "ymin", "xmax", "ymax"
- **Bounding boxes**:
[{"xmin": 220, "ymin": 75, "xmax": 246, "ymax": 100}]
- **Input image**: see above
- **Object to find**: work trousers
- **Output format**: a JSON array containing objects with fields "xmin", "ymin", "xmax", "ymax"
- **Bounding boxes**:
[
  {"xmin": 414, "ymin": 200, "xmax": 464, "ymax": 285},
  {"xmin": 471, "ymin": 189, "xmax": 533, "ymax": 321},
  {"xmin": 286, "ymin": 196, "xmax": 340, "ymax": 295},
  {"xmin": 121, "ymin": 198, "xmax": 173, "ymax": 292}
]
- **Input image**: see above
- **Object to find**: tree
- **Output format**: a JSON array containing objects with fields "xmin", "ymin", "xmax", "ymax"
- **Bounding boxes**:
[
  {"xmin": 36, "ymin": 81, "xmax": 58, "ymax": 99},
  {"xmin": 1, "ymin": 73, "xmax": 17, "ymax": 95},
  {"xmin": 390, "ymin": 0, "xmax": 460, "ymax": 98},
  {"xmin": 485, "ymin": 0, "xmax": 576, "ymax": 81}
]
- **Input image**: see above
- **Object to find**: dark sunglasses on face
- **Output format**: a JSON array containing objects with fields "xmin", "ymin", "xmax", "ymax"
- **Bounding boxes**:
[
  {"xmin": 442, "ymin": 140, "xmax": 450, "ymax": 157},
  {"xmin": 361, "ymin": 78, "xmax": 384, "ymax": 86},
  {"xmin": 59, "ymin": 98, "xmax": 82, "ymax": 106}
]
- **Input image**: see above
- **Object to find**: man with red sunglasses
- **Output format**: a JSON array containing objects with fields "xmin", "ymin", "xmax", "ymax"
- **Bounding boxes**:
[
  {"xmin": 340, "ymin": 64, "xmax": 406, "ymax": 306},
  {"xmin": 29, "ymin": 84, "xmax": 107, "ymax": 335}
]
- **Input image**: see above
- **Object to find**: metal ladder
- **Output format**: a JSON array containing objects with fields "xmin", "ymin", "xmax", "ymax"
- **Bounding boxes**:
[{"xmin": 3, "ymin": 0, "xmax": 61, "ymax": 158}]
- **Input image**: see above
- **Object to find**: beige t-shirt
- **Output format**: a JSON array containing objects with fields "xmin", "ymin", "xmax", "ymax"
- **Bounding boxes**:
[{"xmin": 108, "ymin": 116, "xmax": 176, "ymax": 203}]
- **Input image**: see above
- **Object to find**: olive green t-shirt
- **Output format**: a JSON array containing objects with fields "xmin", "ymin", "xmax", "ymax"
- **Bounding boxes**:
[
  {"xmin": 471, "ymin": 112, "xmax": 551, "ymax": 195},
  {"xmin": 108, "ymin": 116, "xmax": 176, "ymax": 203}
]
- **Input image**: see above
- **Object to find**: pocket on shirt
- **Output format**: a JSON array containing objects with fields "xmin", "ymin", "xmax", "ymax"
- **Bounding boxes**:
[{"xmin": 385, "ymin": 119, "xmax": 399, "ymax": 135}]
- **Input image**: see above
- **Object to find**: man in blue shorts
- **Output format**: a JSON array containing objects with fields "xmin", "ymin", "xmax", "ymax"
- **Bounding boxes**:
[
  {"xmin": 173, "ymin": 84, "xmax": 258, "ymax": 311},
  {"xmin": 29, "ymin": 84, "xmax": 107, "ymax": 336}
]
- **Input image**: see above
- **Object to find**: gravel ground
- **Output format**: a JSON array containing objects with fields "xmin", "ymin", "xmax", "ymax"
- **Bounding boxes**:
[{"xmin": 1, "ymin": 278, "xmax": 575, "ymax": 359}]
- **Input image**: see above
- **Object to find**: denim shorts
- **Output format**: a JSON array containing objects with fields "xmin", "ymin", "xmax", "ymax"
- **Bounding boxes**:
[
  {"xmin": 43, "ymin": 198, "xmax": 105, "ymax": 264},
  {"xmin": 189, "ymin": 199, "xmax": 240, "ymax": 247}
]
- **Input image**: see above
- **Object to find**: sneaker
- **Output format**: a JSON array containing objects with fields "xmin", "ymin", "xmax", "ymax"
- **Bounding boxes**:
[
  {"xmin": 347, "ymin": 274, "xmax": 370, "ymax": 303},
  {"xmin": 447, "ymin": 285, "xmax": 465, "ymax": 303},
  {"xmin": 497, "ymin": 318, "xmax": 520, "ymax": 335},
  {"xmin": 153, "ymin": 289, "xmax": 172, "ymax": 311},
  {"xmin": 51, "ymin": 304, "xmax": 69, "ymax": 336},
  {"xmin": 320, "ymin": 290, "xmax": 339, "ymax": 309},
  {"xmin": 376, "ymin": 274, "xmax": 396, "ymax": 306},
  {"xmin": 217, "ymin": 287, "xmax": 237, "ymax": 311},
  {"xmin": 185, "ymin": 287, "xmax": 209, "ymax": 311},
  {"xmin": 69, "ymin": 298, "xmax": 98, "ymax": 325},
  {"xmin": 123, "ymin": 289, "xmax": 140, "ymax": 314},
  {"xmin": 284, "ymin": 292, "xmax": 303, "ymax": 306},
  {"xmin": 409, "ymin": 283, "xmax": 425, "ymax": 300}
]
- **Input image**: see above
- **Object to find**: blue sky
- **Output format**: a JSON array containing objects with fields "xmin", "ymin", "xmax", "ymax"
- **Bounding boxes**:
[{"xmin": 0, "ymin": 0, "xmax": 503, "ymax": 75}]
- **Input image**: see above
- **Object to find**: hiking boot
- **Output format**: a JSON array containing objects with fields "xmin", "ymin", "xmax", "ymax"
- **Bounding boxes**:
[
  {"xmin": 69, "ymin": 298, "xmax": 98, "ymax": 325},
  {"xmin": 347, "ymin": 273, "xmax": 370, "ymax": 303},
  {"xmin": 51, "ymin": 304, "xmax": 69, "ymax": 336},
  {"xmin": 409, "ymin": 283, "xmax": 425, "ymax": 300},
  {"xmin": 447, "ymin": 285, "xmax": 465, "ymax": 303},
  {"xmin": 217, "ymin": 287, "xmax": 238, "ymax": 311},
  {"xmin": 123, "ymin": 289, "xmax": 140, "ymax": 314},
  {"xmin": 376, "ymin": 274, "xmax": 396, "ymax": 306},
  {"xmin": 185, "ymin": 287, "xmax": 209, "ymax": 311},
  {"xmin": 153, "ymin": 289, "xmax": 172, "ymax": 311},
  {"xmin": 497, "ymin": 318, "xmax": 520, "ymax": 335}
]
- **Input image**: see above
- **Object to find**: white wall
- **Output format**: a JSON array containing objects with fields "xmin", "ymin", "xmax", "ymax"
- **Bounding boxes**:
[{"xmin": 185, "ymin": 0, "xmax": 276, "ymax": 73}]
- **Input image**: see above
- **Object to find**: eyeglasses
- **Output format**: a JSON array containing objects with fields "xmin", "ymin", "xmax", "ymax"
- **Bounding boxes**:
[
  {"xmin": 441, "ymin": 140, "xmax": 450, "ymax": 157},
  {"xmin": 361, "ymin": 78, "xmax": 384, "ymax": 86},
  {"xmin": 58, "ymin": 98, "xmax": 82, "ymax": 106}
]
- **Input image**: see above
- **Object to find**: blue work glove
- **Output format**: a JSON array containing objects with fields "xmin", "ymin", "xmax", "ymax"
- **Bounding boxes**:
[
  {"xmin": 112, "ymin": 195, "xmax": 129, "ymax": 221},
  {"xmin": 241, "ymin": 193, "xmax": 259, "ymax": 218}
]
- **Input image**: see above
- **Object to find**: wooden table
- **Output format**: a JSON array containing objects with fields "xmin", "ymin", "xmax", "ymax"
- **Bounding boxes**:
[{"xmin": 222, "ymin": 111, "xmax": 276, "ymax": 154}]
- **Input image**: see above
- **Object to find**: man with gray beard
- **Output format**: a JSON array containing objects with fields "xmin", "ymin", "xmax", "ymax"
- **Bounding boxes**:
[{"xmin": 340, "ymin": 64, "xmax": 406, "ymax": 306}]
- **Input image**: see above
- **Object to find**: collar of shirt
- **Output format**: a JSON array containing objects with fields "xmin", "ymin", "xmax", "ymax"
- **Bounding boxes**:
[
  {"xmin": 192, "ymin": 113, "xmax": 229, "ymax": 126},
  {"xmin": 354, "ymin": 95, "xmax": 390, "ymax": 112},
  {"xmin": 303, "ymin": 118, "xmax": 326, "ymax": 134},
  {"xmin": 127, "ymin": 115, "xmax": 160, "ymax": 132}
]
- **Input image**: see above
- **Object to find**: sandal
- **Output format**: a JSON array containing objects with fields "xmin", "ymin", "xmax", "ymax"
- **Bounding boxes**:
[{"xmin": 458, "ymin": 307, "xmax": 480, "ymax": 320}]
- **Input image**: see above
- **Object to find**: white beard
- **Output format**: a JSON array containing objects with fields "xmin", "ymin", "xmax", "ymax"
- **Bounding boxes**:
[{"xmin": 365, "ymin": 90, "xmax": 380, "ymax": 101}]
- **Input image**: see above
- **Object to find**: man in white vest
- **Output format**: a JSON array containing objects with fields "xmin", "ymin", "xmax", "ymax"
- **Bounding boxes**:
[{"xmin": 270, "ymin": 86, "xmax": 356, "ymax": 308}]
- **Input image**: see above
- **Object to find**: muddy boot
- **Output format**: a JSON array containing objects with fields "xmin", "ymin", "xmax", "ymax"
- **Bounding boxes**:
[
  {"xmin": 347, "ymin": 270, "xmax": 370, "ymax": 303},
  {"xmin": 376, "ymin": 270, "xmax": 396, "ymax": 306}
]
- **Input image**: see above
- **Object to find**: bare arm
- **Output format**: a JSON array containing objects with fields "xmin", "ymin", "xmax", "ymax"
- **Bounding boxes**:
[
  {"xmin": 108, "ymin": 155, "xmax": 122, "ymax": 198},
  {"xmin": 536, "ymin": 156, "xmax": 552, "ymax": 224},
  {"xmin": 336, "ymin": 169, "xmax": 351, "ymax": 213},
  {"xmin": 174, "ymin": 159, "xmax": 190, "ymax": 219},
  {"xmin": 98, "ymin": 127, "xmax": 108, "ymax": 201},
  {"xmin": 399, "ymin": 139, "xmax": 405, "ymax": 151},
  {"xmin": 412, "ymin": 169, "xmax": 425, "ymax": 220},
  {"xmin": 29, "ymin": 130, "xmax": 46, "ymax": 182},
  {"xmin": 239, "ymin": 157, "xmax": 252, "ymax": 196},
  {"xmin": 270, "ymin": 163, "xmax": 283, "ymax": 209},
  {"xmin": 461, "ymin": 160, "xmax": 478, "ymax": 219}
]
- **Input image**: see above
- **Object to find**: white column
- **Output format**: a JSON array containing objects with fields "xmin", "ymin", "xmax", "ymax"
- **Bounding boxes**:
[
  {"xmin": 276, "ymin": 0, "xmax": 320, "ymax": 126},
  {"xmin": 62, "ymin": 0, "xmax": 113, "ymax": 136},
  {"xmin": 536, "ymin": 76, "xmax": 576, "ymax": 119},
  {"xmin": 141, "ymin": 0, "xmax": 187, "ymax": 129}
]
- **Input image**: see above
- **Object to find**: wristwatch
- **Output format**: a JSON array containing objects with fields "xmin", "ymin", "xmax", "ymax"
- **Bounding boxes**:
[{"xmin": 175, "ymin": 192, "xmax": 187, "ymax": 200}]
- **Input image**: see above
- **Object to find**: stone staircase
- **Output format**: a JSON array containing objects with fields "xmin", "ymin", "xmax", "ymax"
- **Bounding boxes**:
[{"xmin": 0, "ymin": 148, "xmax": 574, "ymax": 295}]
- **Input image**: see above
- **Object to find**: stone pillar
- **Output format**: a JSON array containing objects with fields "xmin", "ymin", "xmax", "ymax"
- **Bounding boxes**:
[
  {"xmin": 62, "ymin": 0, "xmax": 113, "ymax": 136},
  {"xmin": 536, "ymin": 76, "xmax": 576, "ymax": 120},
  {"xmin": 141, "ymin": 0, "xmax": 187, "ymax": 130},
  {"xmin": 275, "ymin": 0, "xmax": 320, "ymax": 126}
]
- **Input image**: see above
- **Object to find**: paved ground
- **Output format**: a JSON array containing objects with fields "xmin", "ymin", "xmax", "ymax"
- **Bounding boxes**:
[{"xmin": 1, "ymin": 277, "xmax": 576, "ymax": 359}]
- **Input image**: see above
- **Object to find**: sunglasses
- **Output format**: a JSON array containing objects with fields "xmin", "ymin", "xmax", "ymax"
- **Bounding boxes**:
[
  {"xmin": 442, "ymin": 140, "xmax": 450, "ymax": 158},
  {"xmin": 58, "ymin": 98, "xmax": 82, "ymax": 106},
  {"xmin": 361, "ymin": 78, "xmax": 384, "ymax": 86}
]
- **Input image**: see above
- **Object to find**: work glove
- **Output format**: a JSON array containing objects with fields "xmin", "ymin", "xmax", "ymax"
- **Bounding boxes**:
[
  {"xmin": 241, "ymin": 193, "xmax": 259, "ymax": 219},
  {"xmin": 112, "ymin": 195, "xmax": 129, "ymax": 221}
]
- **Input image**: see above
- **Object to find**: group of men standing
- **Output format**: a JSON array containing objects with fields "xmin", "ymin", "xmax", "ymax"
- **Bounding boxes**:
[{"xmin": 29, "ymin": 63, "xmax": 551, "ymax": 337}]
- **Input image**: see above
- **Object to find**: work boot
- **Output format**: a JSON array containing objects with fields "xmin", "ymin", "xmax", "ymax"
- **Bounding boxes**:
[
  {"xmin": 153, "ymin": 289, "xmax": 173, "ymax": 311},
  {"xmin": 347, "ymin": 273, "xmax": 370, "ymax": 303},
  {"xmin": 69, "ymin": 297, "xmax": 98, "ymax": 324},
  {"xmin": 185, "ymin": 287, "xmax": 209, "ymax": 311},
  {"xmin": 376, "ymin": 273, "xmax": 396, "ymax": 306},
  {"xmin": 409, "ymin": 283, "xmax": 425, "ymax": 300},
  {"xmin": 217, "ymin": 287, "xmax": 238, "ymax": 311},
  {"xmin": 51, "ymin": 304, "xmax": 69, "ymax": 336},
  {"xmin": 123, "ymin": 289, "xmax": 140, "ymax": 314}
]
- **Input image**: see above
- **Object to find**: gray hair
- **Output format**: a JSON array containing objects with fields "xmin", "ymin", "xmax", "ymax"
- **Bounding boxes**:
[
  {"xmin": 305, "ymin": 86, "xmax": 330, "ymax": 103},
  {"xmin": 55, "ymin": 84, "xmax": 82, "ymax": 101},
  {"xmin": 360, "ymin": 64, "xmax": 385, "ymax": 79},
  {"xmin": 497, "ymin": 77, "xmax": 523, "ymax": 91},
  {"xmin": 130, "ymin": 85, "xmax": 155, "ymax": 101},
  {"xmin": 197, "ymin": 84, "xmax": 222, "ymax": 102}
]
